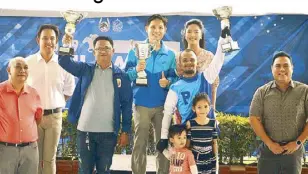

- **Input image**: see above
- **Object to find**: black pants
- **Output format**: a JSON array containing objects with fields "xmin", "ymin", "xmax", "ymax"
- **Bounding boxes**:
[{"xmin": 258, "ymin": 142, "xmax": 303, "ymax": 174}]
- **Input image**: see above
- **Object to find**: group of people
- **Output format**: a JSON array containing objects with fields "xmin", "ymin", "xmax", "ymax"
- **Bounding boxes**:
[{"xmin": 0, "ymin": 13, "xmax": 307, "ymax": 174}]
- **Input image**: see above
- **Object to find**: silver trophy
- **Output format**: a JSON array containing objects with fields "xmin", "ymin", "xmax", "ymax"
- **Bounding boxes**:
[
  {"xmin": 133, "ymin": 42, "xmax": 155, "ymax": 86},
  {"xmin": 59, "ymin": 10, "xmax": 87, "ymax": 56},
  {"xmin": 213, "ymin": 6, "xmax": 240, "ymax": 53}
]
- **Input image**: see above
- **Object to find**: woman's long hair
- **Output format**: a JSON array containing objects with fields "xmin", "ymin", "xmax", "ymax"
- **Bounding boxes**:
[{"xmin": 182, "ymin": 19, "xmax": 205, "ymax": 49}]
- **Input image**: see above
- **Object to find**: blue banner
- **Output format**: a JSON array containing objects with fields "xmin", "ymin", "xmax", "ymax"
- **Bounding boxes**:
[{"xmin": 1, "ymin": 15, "xmax": 307, "ymax": 116}]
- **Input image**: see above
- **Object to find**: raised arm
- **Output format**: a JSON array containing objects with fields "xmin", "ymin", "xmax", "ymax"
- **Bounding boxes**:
[
  {"xmin": 58, "ymin": 55, "xmax": 88, "ymax": 77},
  {"xmin": 202, "ymin": 37, "xmax": 226, "ymax": 84}
]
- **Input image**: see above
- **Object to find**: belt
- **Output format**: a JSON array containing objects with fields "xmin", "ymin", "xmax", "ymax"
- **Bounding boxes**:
[
  {"xmin": 277, "ymin": 141, "xmax": 289, "ymax": 146},
  {"xmin": 0, "ymin": 141, "xmax": 32, "ymax": 147},
  {"xmin": 43, "ymin": 107, "xmax": 62, "ymax": 116}
]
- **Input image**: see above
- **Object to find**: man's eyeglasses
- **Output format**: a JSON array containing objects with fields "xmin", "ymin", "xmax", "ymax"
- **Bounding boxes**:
[{"xmin": 94, "ymin": 47, "xmax": 112, "ymax": 52}]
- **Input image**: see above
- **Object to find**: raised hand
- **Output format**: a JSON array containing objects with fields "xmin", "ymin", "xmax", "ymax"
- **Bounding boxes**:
[
  {"xmin": 159, "ymin": 71, "xmax": 169, "ymax": 88},
  {"xmin": 136, "ymin": 60, "xmax": 146, "ymax": 72},
  {"xmin": 62, "ymin": 33, "xmax": 73, "ymax": 46}
]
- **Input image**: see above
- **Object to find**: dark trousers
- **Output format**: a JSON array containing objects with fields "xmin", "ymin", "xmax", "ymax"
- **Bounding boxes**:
[
  {"xmin": 77, "ymin": 131, "xmax": 117, "ymax": 174},
  {"xmin": 258, "ymin": 142, "xmax": 303, "ymax": 174}
]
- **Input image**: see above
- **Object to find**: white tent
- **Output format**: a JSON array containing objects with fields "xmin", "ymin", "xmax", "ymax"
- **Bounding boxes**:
[{"xmin": 1, "ymin": 0, "xmax": 307, "ymax": 17}]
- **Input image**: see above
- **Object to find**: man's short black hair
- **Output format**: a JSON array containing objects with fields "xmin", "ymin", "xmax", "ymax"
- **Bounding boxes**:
[
  {"xmin": 168, "ymin": 124, "xmax": 187, "ymax": 139},
  {"xmin": 178, "ymin": 49, "xmax": 196, "ymax": 63},
  {"xmin": 146, "ymin": 14, "xmax": 168, "ymax": 27},
  {"xmin": 37, "ymin": 24, "xmax": 60, "ymax": 39},
  {"xmin": 272, "ymin": 51, "xmax": 293, "ymax": 65},
  {"xmin": 93, "ymin": 36, "xmax": 114, "ymax": 48}
]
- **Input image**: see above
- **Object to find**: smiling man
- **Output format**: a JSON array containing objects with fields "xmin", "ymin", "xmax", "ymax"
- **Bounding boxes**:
[
  {"xmin": 158, "ymin": 43, "xmax": 226, "ymax": 152},
  {"xmin": 0, "ymin": 57, "xmax": 43, "ymax": 174},
  {"xmin": 26, "ymin": 24, "xmax": 75, "ymax": 174},
  {"xmin": 249, "ymin": 51, "xmax": 308, "ymax": 174},
  {"xmin": 124, "ymin": 14, "xmax": 176, "ymax": 174},
  {"xmin": 59, "ymin": 35, "xmax": 133, "ymax": 174}
]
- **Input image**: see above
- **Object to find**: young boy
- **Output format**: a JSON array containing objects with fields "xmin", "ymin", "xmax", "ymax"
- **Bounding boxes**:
[{"xmin": 163, "ymin": 125, "xmax": 198, "ymax": 174}]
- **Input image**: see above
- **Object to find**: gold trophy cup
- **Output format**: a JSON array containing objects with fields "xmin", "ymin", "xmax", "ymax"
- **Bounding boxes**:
[
  {"xmin": 213, "ymin": 6, "xmax": 240, "ymax": 53},
  {"xmin": 59, "ymin": 10, "xmax": 87, "ymax": 56}
]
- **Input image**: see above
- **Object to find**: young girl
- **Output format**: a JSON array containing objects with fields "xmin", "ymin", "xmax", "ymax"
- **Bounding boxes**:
[
  {"xmin": 186, "ymin": 93, "xmax": 218, "ymax": 174},
  {"xmin": 163, "ymin": 124, "xmax": 198, "ymax": 174}
]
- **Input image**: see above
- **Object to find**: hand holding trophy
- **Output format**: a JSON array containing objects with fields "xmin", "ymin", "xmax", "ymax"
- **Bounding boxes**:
[
  {"xmin": 131, "ymin": 41, "xmax": 156, "ymax": 86},
  {"xmin": 213, "ymin": 6, "xmax": 240, "ymax": 53},
  {"xmin": 59, "ymin": 10, "xmax": 87, "ymax": 56}
]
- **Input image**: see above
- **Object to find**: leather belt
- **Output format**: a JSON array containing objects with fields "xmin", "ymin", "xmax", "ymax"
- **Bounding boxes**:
[
  {"xmin": 0, "ymin": 141, "xmax": 33, "ymax": 147},
  {"xmin": 43, "ymin": 107, "xmax": 62, "ymax": 116}
]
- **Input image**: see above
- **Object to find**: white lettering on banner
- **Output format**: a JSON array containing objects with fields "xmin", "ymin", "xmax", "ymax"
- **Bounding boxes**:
[
  {"xmin": 114, "ymin": 56, "xmax": 125, "ymax": 69},
  {"xmin": 73, "ymin": 55, "xmax": 86, "ymax": 62},
  {"xmin": 82, "ymin": 34, "xmax": 98, "ymax": 53}
]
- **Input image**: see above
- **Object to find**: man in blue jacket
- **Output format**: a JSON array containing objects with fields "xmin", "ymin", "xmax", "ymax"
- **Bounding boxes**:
[
  {"xmin": 59, "ymin": 35, "xmax": 133, "ymax": 174},
  {"xmin": 125, "ymin": 14, "xmax": 176, "ymax": 174}
]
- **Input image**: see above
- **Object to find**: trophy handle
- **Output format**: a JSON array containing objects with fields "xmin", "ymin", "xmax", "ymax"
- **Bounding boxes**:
[{"xmin": 134, "ymin": 43, "xmax": 139, "ymax": 58}]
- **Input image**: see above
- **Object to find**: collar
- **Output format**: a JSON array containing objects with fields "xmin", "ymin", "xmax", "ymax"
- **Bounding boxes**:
[
  {"xmin": 36, "ymin": 52, "xmax": 58, "ymax": 63},
  {"xmin": 95, "ymin": 63, "xmax": 112, "ymax": 69},
  {"xmin": 144, "ymin": 39, "xmax": 169, "ymax": 56},
  {"xmin": 271, "ymin": 80, "xmax": 295, "ymax": 89},
  {"xmin": 5, "ymin": 81, "xmax": 29, "ymax": 94}
]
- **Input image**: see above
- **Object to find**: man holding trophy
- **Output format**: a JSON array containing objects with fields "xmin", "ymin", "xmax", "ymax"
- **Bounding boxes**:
[
  {"xmin": 58, "ymin": 11, "xmax": 133, "ymax": 174},
  {"xmin": 157, "ymin": 6, "xmax": 237, "ymax": 174},
  {"xmin": 125, "ymin": 14, "xmax": 176, "ymax": 174}
]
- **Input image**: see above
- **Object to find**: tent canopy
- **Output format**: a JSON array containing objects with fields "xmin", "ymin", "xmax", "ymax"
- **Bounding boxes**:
[{"xmin": 1, "ymin": 0, "xmax": 307, "ymax": 17}]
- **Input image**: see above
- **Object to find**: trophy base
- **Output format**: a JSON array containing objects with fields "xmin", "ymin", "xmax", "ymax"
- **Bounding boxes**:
[
  {"xmin": 136, "ymin": 78, "xmax": 148, "ymax": 86},
  {"xmin": 221, "ymin": 41, "xmax": 240, "ymax": 53},
  {"xmin": 59, "ymin": 47, "xmax": 74, "ymax": 56}
]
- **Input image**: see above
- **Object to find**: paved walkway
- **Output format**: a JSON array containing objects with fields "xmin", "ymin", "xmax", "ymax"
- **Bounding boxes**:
[{"xmin": 110, "ymin": 155, "xmax": 156, "ymax": 172}]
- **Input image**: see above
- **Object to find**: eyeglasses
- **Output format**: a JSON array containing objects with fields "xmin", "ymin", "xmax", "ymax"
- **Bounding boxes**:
[{"xmin": 94, "ymin": 47, "xmax": 112, "ymax": 52}]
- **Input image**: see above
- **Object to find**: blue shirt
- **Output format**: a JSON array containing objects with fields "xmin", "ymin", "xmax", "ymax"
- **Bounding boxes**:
[{"xmin": 125, "ymin": 40, "xmax": 176, "ymax": 108}]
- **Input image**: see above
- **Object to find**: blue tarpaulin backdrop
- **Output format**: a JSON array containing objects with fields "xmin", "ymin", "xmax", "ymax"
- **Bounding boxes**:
[{"xmin": 0, "ymin": 15, "xmax": 307, "ymax": 116}]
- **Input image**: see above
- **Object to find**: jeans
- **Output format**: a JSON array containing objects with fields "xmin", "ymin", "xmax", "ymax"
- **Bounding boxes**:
[{"xmin": 77, "ymin": 131, "xmax": 117, "ymax": 174}]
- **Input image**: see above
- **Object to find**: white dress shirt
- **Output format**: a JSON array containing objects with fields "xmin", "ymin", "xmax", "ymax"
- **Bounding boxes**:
[{"xmin": 26, "ymin": 52, "xmax": 75, "ymax": 109}]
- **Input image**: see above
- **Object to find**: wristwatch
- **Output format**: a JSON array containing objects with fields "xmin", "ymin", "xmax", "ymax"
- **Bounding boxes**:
[{"xmin": 296, "ymin": 140, "xmax": 302, "ymax": 146}]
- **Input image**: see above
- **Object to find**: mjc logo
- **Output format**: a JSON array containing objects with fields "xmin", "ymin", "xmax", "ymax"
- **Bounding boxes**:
[{"xmin": 94, "ymin": 0, "xmax": 103, "ymax": 3}]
